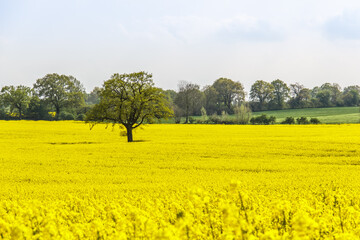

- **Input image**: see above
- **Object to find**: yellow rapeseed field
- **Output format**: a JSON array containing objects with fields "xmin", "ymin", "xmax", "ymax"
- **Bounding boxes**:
[{"xmin": 1, "ymin": 121, "xmax": 360, "ymax": 239}]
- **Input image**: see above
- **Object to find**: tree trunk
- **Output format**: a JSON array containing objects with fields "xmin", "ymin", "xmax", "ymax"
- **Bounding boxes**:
[
  {"xmin": 226, "ymin": 99, "xmax": 231, "ymax": 113},
  {"xmin": 259, "ymin": 99, "xmax": 264, "ymax": 111},
  {"xmin": 185, "ymin": 105, "xmax": 189, "ymax": 123},
  {"xmin": 55, "ymin": 107, "xmax": 60, "ymax": 120},
  {"xmin": 126, "ymin": 126, "xmax": 133, "ymax": 142}
]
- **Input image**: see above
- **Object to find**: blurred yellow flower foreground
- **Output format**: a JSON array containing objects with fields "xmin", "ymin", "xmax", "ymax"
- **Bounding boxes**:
[{"xmin": 1, "ymin": 121, "xmax": 360, "ymax": 239}]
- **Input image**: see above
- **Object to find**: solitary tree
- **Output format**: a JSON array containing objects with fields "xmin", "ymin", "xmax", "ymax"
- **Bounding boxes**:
[
  {"xmin": 0, "ymin": 85, "xmax": 32, "ymax": 119},
  {"xmin": 85, "ymin": 72, "xmax": 173, "ymax": 142},
  {"xmin": 33, "ymin": 73, "xmax": 85, "ymax": 118}
]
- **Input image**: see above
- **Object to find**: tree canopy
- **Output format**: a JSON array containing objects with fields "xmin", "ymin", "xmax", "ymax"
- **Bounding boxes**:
[
  {"xmin": 270, "ymin": 79, "xmax": 290, "ymax": 109},
  {"xmin": 212, "ymin": 78, "xmax": 245, "ymax": 113},
  {"xmin": 0, "ymin": 72, "xmax": 359, "ymax": 122},
  {"xmin": 250, "ymin": 80, "xmax": 274, "ymax": 111},
  {"xmin": 289, "ymin": 83, "xmax": 311, "ymax": 108},
  {"xmin": 33, "ymin": 73, "xmax": 85, "ymax": 118},
  {"xmin": 0, "ymin": 85, "xmax": 32, "ymax": 119},
  {"xmin": 85, "ymin": 72, "xmax": 173, "ymax": 142},
  {"xmin": 174, "ymin": 81, "xmax": 203, "ymax": 123}
]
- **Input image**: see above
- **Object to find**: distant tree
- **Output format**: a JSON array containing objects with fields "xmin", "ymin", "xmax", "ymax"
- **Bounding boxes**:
[
  {"xmin": 320, "ymin": 83, "xmax": 342, "ymax": 106},
  {"xmin": 299, "ymin": 88, "xmax": 312, "ymax": 107},
  {"xmin": 212, "ymin": 78, "xmax": 245, "ymax": 114},
  {"xmin": 86, "ymin": 87, "xmax": 101, "ymax": 105},
  {"xmin": 163, "ymin": 89, "xmax": 178, "ymax": 122},
  {"xmin": 250, "ymin": 80, "xmax": 274, "ymax": 111},
  {"xmin": 0, "ymin": 85, "xmax": 32, "ymax": 119},
  {"xmin": 200, "ymin": 107, "xmax": 208, "ymax": 122},
  {"xmin": 342, "ymin": 85, "xmax": 360, "ymax": 106},
  {"xmin": 174, "ymin": 81, "xmax": 203, "ymax": 124},
  {"xmin": 0, "ymin": 106, "xmax": 6, "ymax": 119},
  {"xmin": 281, "ymin": 116, "xmax": 295, "ymax": 125},
  {"xmin": 250, "ymin": 114, "xmax": 276, "ymax": 125},
  {"xmin": 316, "ymin": 90, "xmax": 331, "ymax": 107},
  {"xmin": 85, "ymin": 72, "xmax": 173, "ymax": 142},
  {"xmin": 311, "ymin": 83, "xmax": 342, "ymax": 107},
  {"xmin": 296, "ymin": 117, "xmax": 310, "ymax": 124},
  {"xmin": 310, "ymin": 118, "xmax": 321, "ymax": 124},
  {"xmin": 310, "ymin": 86, "xmax": 321, "ymax": 107},
  {"xmin": 311, "ymin": 86, "xmax": 320, "ymax": 98},
  {"xmin": 270, "ymin": 79, "xmax": 290, "ymax": 109},
  {"xmin": 59, "ymin": 112, "xmax": 75, "ymax": 120},
  {"xmin": 26, "ymin": 95, "xmax": 51, "ymax": 120},
  {"xmin": 234, "ymin": 103, "xmax": 252, "ymax": 124},
  {"xmin": 290, "ymin": 83, "xmax": 304, "ymax": 97},
  {"xmin": 289, "ymin": 83, "xmax": 311, "ymax": 108},
  {"xmin": 34, "ymin": 73, "xmax": 85, "ymax": 119},
  {"xmin": 163, "ymin": 89, "xmax": 177, "ymax": 105},
  {"xmin": 203, "ymin": 85, "xmax": 219, "ymax": 115}
]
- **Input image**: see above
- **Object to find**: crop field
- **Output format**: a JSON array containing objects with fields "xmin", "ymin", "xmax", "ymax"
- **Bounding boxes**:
[
  {"xmin": 252, "ymin": 106, "xmax": 360, "ymax": 124},
  {"xmin": 1, "ymin": 121, "xmax": 360, "ymax": 239}
]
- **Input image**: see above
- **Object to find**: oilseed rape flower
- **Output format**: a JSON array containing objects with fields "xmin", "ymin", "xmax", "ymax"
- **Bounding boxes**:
[
  {"xmin": 0, "ymin": 121, "xmax": 360, "ymax": 238},
  {"xmin": 48, "ymin": 112, "xmax": 56, "ymax": 118}
]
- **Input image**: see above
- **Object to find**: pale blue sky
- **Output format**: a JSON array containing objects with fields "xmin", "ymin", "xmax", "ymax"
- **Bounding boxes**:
[{"xmin": 1, "ymin": 0, "xmax": 360, "ymax": 92}]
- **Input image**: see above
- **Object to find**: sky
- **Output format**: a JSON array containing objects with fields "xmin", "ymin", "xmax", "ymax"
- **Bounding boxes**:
[{"xmin": 1, "ymin": 0, "xmax": 360, "ymax": 92}]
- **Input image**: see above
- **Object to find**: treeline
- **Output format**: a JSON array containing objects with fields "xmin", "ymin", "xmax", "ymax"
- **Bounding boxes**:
[
  {"xmin": 0, "ymin": 74, "xmax": 88, "ymax": 120},
  {"xmin": 0, "ymin": 73, "xmax": 359, "ymax": 122},
  {"xmin": 166, "ymin": 79, "xmax": 360, "ymax": 123}
]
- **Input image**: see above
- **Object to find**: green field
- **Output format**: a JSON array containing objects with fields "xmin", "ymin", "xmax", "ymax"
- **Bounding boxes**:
[
  {"xmin": 163, "ymin": 106, "xmax": 360, "ymax": 124},
  {"xmin": 253, "ymin": 106, "xmax": 360, "ymax": 124}
]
